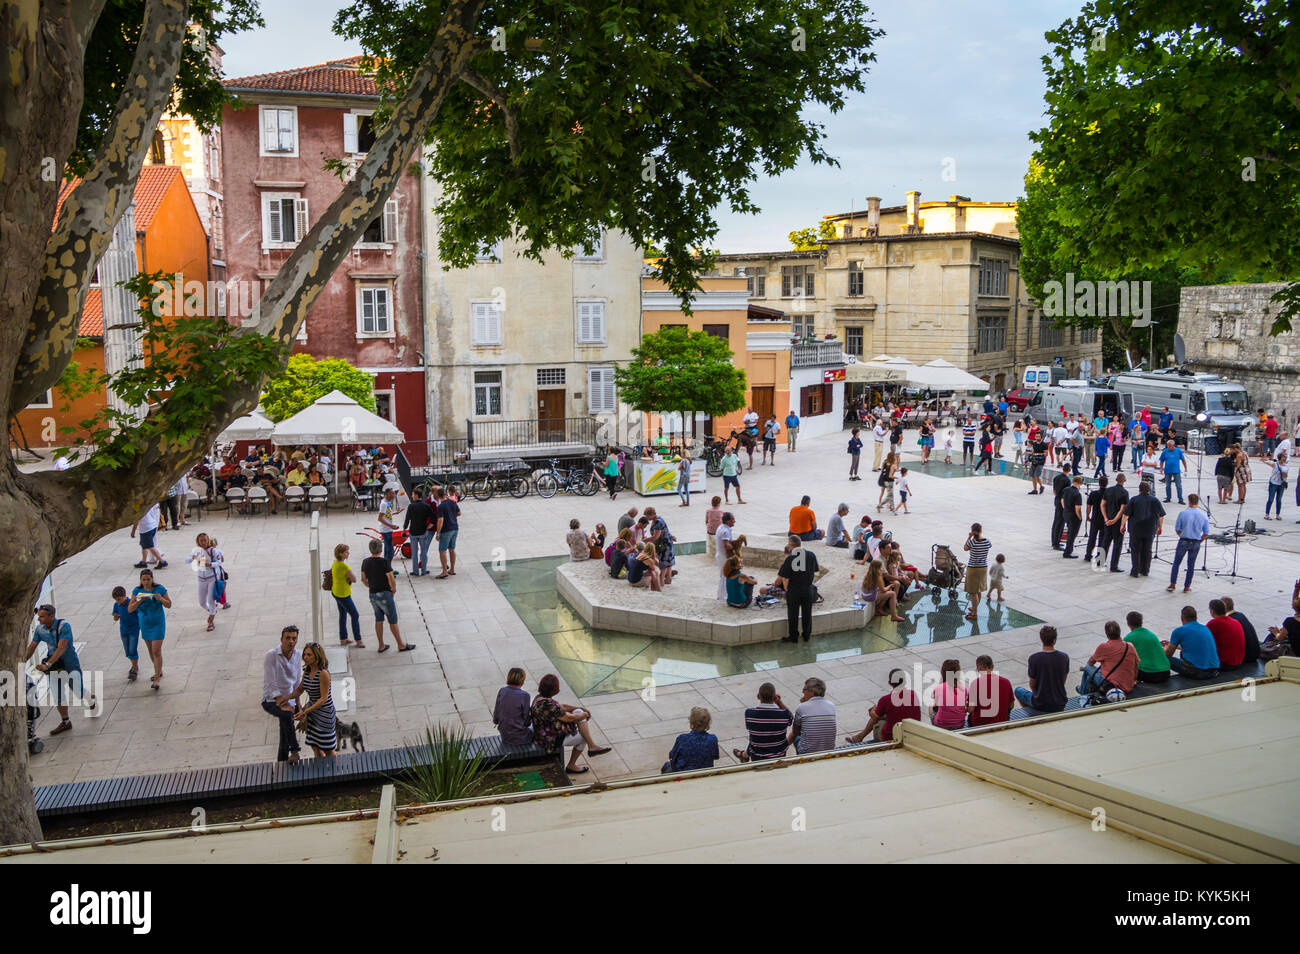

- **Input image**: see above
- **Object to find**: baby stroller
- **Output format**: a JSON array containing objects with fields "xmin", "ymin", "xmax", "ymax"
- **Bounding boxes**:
[
  {"xmin": 357, "ymin": 527, "xmax": 412, "ymax": 559},
  {"xmin": 927, "ymin": 544, "xmax": 965, "ymax": 597}
]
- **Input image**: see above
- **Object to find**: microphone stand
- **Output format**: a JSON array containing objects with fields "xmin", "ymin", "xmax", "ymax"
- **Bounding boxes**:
[{"xmin": 1213, "ymin": 499, "xmax": 1253, "ymax": 582}]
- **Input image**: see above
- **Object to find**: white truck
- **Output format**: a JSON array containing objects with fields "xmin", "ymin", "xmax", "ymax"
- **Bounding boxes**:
[{"xmin": 1111, "ymin": 369, "xmax": 1253, "ymax": 451}]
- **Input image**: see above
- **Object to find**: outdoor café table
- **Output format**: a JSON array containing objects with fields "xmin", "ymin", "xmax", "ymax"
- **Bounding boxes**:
[{"xmin": 361, "ymin": 480, "xmax": 382, "ymax": 511}]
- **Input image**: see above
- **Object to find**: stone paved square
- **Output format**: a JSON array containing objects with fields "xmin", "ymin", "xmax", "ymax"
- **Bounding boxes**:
[{"xmin": 26, "ymin": 428, "xmax": 1299, "ymax": 787}]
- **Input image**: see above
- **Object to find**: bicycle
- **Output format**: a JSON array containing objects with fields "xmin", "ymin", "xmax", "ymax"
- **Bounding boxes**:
[
  {"xmin": 533, "ymin": 458, "xmax": 599, "ymax": 498},
  {"xmin": 422, "ymin": 471, "xmax": 465, "ymax": 501},
  {"xmin": 469, "ymin": 465, "xmax": 530, "ymax": 501},
  {"xmin": 701, "ymin": 438, "xmax": 726, "ymax": 477}
]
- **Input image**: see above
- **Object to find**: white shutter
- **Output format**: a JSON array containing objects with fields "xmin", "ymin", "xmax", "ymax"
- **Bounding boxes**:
[
  {"xmin": 382, "ymin": 198, "xmax": 399, "ymax": 243},
  {"xmin": 360, "ymin": 288, "xmax": 374, "ymax": 332},
  {"xmin": 375, "ymin": 289, "xmax": 390, "ymax": 332},
  {"xmin": 472, "ymin": 302, "xmax": 501, "ymax": 345},
  {"xmin": 293, "ymin": 198, "xmax": 309, "ymax": 243},
  {"xmin": 590, "ymin": 301, "xmax": 605, "ymax": 342},
  {"xmin": 266, "ymin": 197, "xmax": 282, "ymax": 243},
  {"xmin": 343, "ymin": 112, "xmax": 359, "ymax": 154},
  {"xmin": 588, "ymin": 367, "xmax": 616, "ymax": 413},
  {"xmin": 279, "ymin": 109, "xmax": 295, "ymax": 152},
  {"xmin": 262, "ymin": 108, "xmax": 277, "ymax": 152}
]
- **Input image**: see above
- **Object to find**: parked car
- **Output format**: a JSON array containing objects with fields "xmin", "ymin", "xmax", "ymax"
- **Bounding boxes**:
[{"xmin": 1005, "ymin": 388, "xmax": 1036, "ymax": 411}]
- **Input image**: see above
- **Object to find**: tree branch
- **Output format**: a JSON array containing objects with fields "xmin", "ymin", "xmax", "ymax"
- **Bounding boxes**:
[
  {"xmin": 10, "ymin": 0, "xmax": 190, "ymax": 414},
  {"xmin": 459, "ymin": 66, "xmax": 521, "ymax": 160},
  {"xmin": 36, "ymin": 0, "xmax": 490, "ymax": 557},
  {"xmin": 70, "ymin": 0, "xmax": 109, "ymax": 50}
]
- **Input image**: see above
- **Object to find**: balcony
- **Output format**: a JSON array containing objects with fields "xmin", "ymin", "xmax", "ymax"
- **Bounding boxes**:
[{"xmin": 791, "ymin": 338, "xmax": 846, "ymax": 369}]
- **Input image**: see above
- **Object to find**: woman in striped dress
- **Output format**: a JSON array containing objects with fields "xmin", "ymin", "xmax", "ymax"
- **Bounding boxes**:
[{"xmin": 293, "ymin": 643, "xmax": 337, "ymax": 757}]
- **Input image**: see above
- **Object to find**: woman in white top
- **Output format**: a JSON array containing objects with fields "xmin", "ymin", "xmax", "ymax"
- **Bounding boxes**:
[
  {"xmin": 1139, "ymin": 442, "xmax": 1160, "ymax": 485},
  {"xmin": 1264, "ymin": 452, "xmax": 1289, "ymax": 520},
  {"xmin": 185, "ymin": 532, "xmax": 223, "ymax": 631}
]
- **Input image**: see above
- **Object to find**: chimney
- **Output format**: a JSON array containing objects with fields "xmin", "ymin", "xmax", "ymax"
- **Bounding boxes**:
[
  {"xmin": 905, "ymin": 190, "xmax": 921, "ymax": 233},
  {"xmin": 866, "ymin": 196, "xmax": 881, "ymax": 236}
]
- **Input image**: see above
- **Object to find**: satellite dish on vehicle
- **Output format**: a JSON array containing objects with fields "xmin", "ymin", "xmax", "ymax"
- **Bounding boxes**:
[
  {"xmin": 1173, "ymin": 333, "xmax": 1186, "ymax": 366},
  {"xmin": 1080, "ymin": 358, "xmax": 1092, "ymax": 376}
]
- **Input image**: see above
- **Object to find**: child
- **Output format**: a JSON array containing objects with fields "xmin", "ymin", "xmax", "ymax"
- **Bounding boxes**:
[
  {"xmin": 943, "ymin": 430, "xmax": 955, "ymax": 465},
  {"xmin": 111, "ymin": 585, "xmax": 141, "ymax": 681},
  {"xmin": 896, "ymin": 468, "xmax": 912, "ymax": 514},
  {"xmin": 987, "ymin": 553, "xmax": 1007, "ymax": 603},
  {"xmin": 208, "ymin": 535, "xmax": 230, "ymax": 609}
]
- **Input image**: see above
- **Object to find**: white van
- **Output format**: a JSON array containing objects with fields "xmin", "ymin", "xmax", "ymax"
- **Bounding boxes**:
[
  {"xmin": 1022, "ymin": 365, "xmax": 1068, "ymax": 388},
  {"xmin": 1112, "ymin": 370, "xmax": 1253, "ymax": 447},
  {"xmin": 1025, "ymin": 381, "xmax": 1131, "ymax": 426}
]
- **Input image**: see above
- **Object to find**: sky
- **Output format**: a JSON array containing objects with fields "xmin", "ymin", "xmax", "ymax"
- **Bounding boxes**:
[{"xmin": 222, "ymin": 0, "xmax": 1083, "ymax": 252}]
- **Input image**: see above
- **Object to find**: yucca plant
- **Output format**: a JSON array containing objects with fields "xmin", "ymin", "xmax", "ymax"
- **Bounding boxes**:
[{"xmin": 394, "ymin": 724, "xmax": 492, "ymax": 804}]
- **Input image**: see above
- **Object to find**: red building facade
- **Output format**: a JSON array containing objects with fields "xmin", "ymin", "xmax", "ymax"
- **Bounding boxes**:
[{"xmin": 222, "ymin": 57, "xmax": 429, "ymax": 459}]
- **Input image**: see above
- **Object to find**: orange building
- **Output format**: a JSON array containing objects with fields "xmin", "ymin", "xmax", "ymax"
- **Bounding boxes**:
[
  {"xmin": 14, "ymin": 166, "xmax": 211, "ymax": 450},
  {"xmin": 640, "ymin": 275, "xmax": 793, "ymax": 441}
]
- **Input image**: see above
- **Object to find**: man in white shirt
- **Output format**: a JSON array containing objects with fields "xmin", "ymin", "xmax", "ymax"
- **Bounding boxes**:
[
  {"xmin": 378, "ymin": 488, "xmax": 401, "ymax": 571},
  {"xmin": 872, "ymin": 420, "xmax": 887, "ymax": 471},
  {"xmin": 742, "ymin": 407, "xmax": 759, "ymax": 431},
  {"xmin": 262, "ymin": 626, "xmax": 304, "ymax": 763},
  {"xmin": 1065, "ymin": 416, "xmax": 1080, "ymax": 435}
]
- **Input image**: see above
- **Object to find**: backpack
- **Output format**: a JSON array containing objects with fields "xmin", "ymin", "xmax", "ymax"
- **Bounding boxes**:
[{"xmin": 321, "ymin": 568, "xmax": 333, "ymax": 592}]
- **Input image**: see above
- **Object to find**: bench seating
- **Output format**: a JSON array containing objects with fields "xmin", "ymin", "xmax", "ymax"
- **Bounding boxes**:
[
  {"xmin": 1008, "ymin": 660, "xmax": 1268, "ymax": 721},
  {"xmin": 33, "ymin": 735, "xmax": 560, "ymax": 819}
]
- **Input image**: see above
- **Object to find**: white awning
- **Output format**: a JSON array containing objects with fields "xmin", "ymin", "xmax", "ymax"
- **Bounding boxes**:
[
  {"xmin": 217, "ymin": 409, "xmax": 275, "ymax": 443},
  {"xmin": 271, "ymin": 390, "xmax": 404, "ymax": 445}
]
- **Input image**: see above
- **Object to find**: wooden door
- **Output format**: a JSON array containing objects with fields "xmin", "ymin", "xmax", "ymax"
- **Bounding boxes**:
[
  {"xmin": 751, "ymin": 386, "xmax": 774, "ymax": 423},
  {"xmin": 537, "ymin": 389, "xmax": 565, "ymax": 442}
]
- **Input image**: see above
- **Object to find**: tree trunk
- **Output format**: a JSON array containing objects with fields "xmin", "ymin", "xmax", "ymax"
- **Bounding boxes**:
[{"xmin": 0, "ymin": 469, "xmax": 55, "ymax": 845}]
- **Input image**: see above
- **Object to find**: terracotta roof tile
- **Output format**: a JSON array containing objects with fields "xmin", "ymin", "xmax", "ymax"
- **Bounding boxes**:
[
  {"xmin": 79, "ymin": 288, "xmax": 103, "ymax": 338},
  {"xmin": 223, "ymin": 56, "xmax": 379, "ymax": 97},
  {"xmin": 53, "ymin": 165, "xmax": 184, "ymax": 233}
]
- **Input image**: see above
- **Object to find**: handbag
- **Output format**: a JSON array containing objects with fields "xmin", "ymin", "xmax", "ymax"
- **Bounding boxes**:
[
  {"xmin": 1081, "ymin": 643, "xmax": 1132, "ymax": 701},
  {"xmin": 321, "ymin": 568, "xmax": 333, "ymax": 591}
]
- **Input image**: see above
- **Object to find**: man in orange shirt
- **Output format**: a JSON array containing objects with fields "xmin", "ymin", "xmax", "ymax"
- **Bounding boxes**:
[{"xmin": 789, "ymin": 496, "xmax": 823, "ymax": 541}]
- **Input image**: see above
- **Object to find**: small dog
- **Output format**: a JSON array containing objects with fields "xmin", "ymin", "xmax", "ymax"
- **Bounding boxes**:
[{"xmin": 337, "ymin": 721, "xmax": 365, "ymax": 752}]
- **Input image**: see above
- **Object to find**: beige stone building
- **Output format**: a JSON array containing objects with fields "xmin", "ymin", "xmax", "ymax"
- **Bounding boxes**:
[
  {"xmin": 715, "ymin": 192, "xmax": 1102, "ymax": 394},
  {"xmin": 421, "ymin": 207, "xmax": 644, "ymax": 451}
]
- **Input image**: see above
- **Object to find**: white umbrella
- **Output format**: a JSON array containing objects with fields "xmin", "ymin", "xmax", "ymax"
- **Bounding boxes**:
[
  {"xmin": 272, "ymin": 390, "xmax": 405, "ymax": 494},
  {"xmin": 907, "ymin": 358, "xmax": 991, "ymax": 392},
  {"xmin": 217, "ymin": 409, "xmax": 275, "ymax": 443},
  {"xmin": 271, "ymin": 390, "xmax": 404, "ymax": 445}
]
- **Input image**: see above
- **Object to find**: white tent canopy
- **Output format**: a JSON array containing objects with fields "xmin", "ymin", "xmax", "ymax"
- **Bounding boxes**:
[
  {"xmin": 846, "ymin": 355, "xmax": 916, "ymax": 384},
  {"xmin": 271, "ymin": 390, "xmax": 404, "ymax": 446},
  {"xmin": 217, "ymin": 409, "xmax": 275, "ymax": 443},
  {"xmin": 907, "ymin": 358, "xmax": 991, "ymax": 392}
]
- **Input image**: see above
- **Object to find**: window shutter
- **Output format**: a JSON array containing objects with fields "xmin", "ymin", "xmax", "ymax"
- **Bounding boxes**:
[
  {"xmin": 489, "ymin": 303, "xmax": 502, "ymax": 343},
  {"xmin": 376, "ymin": 289, "xmax": 390, "ymax": 332},
  {"xmin": 266, "ymin": 198, "xmax": 282, "ymax": 243},
  {"xmin": 577, "ymin": 302, "xmax": 592, "ymax": 343},
  {"xmin": 361, "ymin": 288, "xmax": 374, "ymax": 332},
  {"xmin": 591, "ymin": 301, "xmax": 605, "ymax": 342},
  {"xmin": 343, "ymin": 112, "xmax": 359, "ymax": 154},
  {"xmin": 262, "ymin": 109, "xmax": 277, "ymax": 151},
  {"xmin": 383, "ymin": 198, "xmax": 399, "ymax": 243},
  {"xmin": 280, "ymin": 110, "xmax": 295, "ymax": 152},
  {"xmin": 293, "ymin": 198, "xmax": 309, "ymax": 244}
]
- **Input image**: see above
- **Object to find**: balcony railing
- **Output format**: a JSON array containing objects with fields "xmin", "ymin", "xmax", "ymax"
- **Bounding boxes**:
[
  {"xmin": 791, "ymin": 339, "xmax": 846, "ymax": 368},
  {"xmin": 467, "ymin": 416, "xmax": 601, "ymax": 449}
]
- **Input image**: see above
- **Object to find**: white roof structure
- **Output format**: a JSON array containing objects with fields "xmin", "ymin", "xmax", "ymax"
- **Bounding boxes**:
[
  {"xmin": 270, "ymin": 390, "xmax": 403, "ymax": 446},
  {"xmin": 216, "ymin": 409, "xmax": 275, "ymax": 443},
  {"xmin": 906, "ymin": 357, "xmax": 991, "ymax": 392},
  {"xmin": 845, "ymin": 355, "xmax": 916, "ymax": 383}
]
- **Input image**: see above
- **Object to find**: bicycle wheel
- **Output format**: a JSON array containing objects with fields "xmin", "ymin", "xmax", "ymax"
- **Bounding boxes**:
[
  {"xmin": 470, "ymin": 476, "xmax": 494, "ymax": 501},
  {"xmin": 508, "ymin": 475, "xmax": 530, "ymax": 498},
  {"xmin": 534, "ymin": 473, "xmax": 559, "ymax": 498},
  {"xmin": 706, "ymin": 456, "xmax": 723, "ymax": 477},
  {"xmin": 577, "ymin": 473, "xmax": 600, "ymax": 496}
]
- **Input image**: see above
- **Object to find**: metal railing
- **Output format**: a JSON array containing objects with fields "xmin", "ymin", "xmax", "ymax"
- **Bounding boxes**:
[
  {"xmin": 466, "ymin": 416, "xmax": 601, "ymax": 450},
  {"xmin": 791, "ymin": 339, "xmax": 846, "ymax": 368}
]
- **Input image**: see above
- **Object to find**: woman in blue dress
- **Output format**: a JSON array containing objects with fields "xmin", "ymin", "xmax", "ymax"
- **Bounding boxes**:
[
  {"xmin": 128, "ymin": 568, "xmax": 171, "ymax": 690},
  {"xmin": 294, "ymin": 642, "xmax": 337, "ymax": 756}
]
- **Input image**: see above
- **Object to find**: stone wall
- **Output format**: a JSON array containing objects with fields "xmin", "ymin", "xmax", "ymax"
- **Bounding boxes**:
[{"xmin": 1178, "ymin": 283, "xmax": 1300, "ymax": 425}]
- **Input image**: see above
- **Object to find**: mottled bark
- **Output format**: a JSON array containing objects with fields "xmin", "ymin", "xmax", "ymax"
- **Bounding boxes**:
[
  {"xmin": 0, "ymin": 0, "xmax": 487, "ymax": 846},
  {"xmin": 11, "ymin": 0, "xmax": 188, "ymax": 413}
]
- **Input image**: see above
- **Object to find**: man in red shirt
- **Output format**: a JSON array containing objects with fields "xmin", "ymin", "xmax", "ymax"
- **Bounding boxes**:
[
  {"xmin": 966, "ymin": 655, "xmax": 1013, "ymax": 726},
  {"xmin": 1207, "ymin": 598, "xmax": 1246, "ymax": 668},
  {"xmin": 844, "ymin": 669, "xmax": 921, "ymax": 744},
  {"xmin": 1262, "ymin": 414, "xmax": 1280, "ymax": 458}
]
